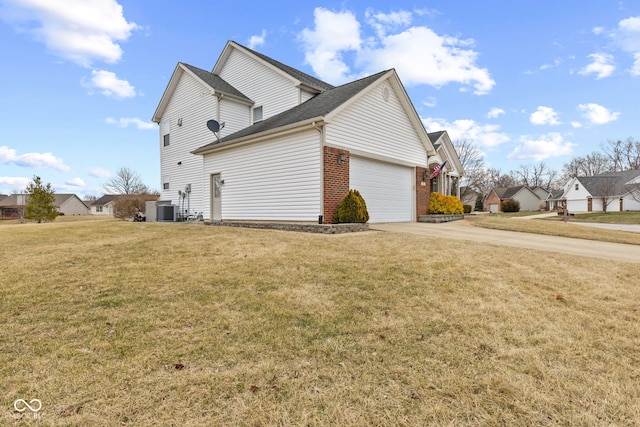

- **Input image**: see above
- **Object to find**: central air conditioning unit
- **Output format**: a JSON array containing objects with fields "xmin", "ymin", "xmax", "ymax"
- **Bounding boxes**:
[{"xmin": 156, "ymin": 204, "xmax": 178, "ymax": 222}]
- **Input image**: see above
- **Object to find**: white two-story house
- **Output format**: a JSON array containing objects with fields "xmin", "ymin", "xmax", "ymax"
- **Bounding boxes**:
[{"xmin": 152, "ymin": 40, "xmax": 463, "ymax": 223}]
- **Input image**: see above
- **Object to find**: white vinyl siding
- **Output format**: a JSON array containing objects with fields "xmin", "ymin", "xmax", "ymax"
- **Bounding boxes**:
[
  {"xmin": 300, "ymin": 90, "xmax": 315, "ymax": 103},
  {"xmin": 327, "ymin": 80, "xmax": 427, "ymax": 167},
  {"xmin": 159, "ymin": 71, "xmax": 216, "ymax": 215},
  {"xmin": 202, "ymin": 130, "xmax": 321, "ymax": 221},
  {"xmin": 350, "ymin": 156, "xmax": 413, "ymax": 223},
  {"xmin": 219, "ymin": 98, "xmax": 250, "ymax": 136},
  {"xmin": 513, "ymin": 189, "xmax": 541, "ymax": 211},
  {"xmin": 218, "ymin": 49, "xmax": 300, "ymax": 120},
  {"xmin": 564, "ymin": 179, "xmax": 592, "ymax": 212},
  {"xmin": 59, "ymin": 197, "xmax": 89, "ymax": 215}
]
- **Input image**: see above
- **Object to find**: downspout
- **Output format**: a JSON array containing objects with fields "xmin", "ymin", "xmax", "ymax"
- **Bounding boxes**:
[{"xmin": 312, "ymin": 121, "xmax": 324, "ymax": 223}]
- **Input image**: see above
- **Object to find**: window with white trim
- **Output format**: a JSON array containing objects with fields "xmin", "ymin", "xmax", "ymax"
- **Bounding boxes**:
[{"xmin": 253, "ymin": 106, "xmax": 263, "ymax": 123}]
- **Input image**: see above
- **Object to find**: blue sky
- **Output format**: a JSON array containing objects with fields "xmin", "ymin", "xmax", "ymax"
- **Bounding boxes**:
[{"xmin": 1, "ymin": 0, "xmax": 639, "ymax": 197}]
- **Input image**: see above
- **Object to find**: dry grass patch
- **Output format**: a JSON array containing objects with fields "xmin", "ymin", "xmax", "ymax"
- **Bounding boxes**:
[
  {"xmin": 472, "ymin": 215, "xmax": 640, "ymax": 245},
  {"xmin": 2, "ymin": 220, "xmax": 640, "ymax": 425}
]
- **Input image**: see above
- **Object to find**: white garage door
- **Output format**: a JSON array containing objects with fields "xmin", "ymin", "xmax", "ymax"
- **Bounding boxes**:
[{"xmin": 350, "ymin": 156, "xmax": 413, "ymax": 223}]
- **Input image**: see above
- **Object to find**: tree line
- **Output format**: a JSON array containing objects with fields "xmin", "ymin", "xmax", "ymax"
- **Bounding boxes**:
[{"xmin": 456, "ymin": 137, "xmax": 640, "ymax": 203}]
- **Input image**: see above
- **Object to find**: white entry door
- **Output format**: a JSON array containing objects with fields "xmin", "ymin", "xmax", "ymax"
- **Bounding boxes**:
[{"xmin": 211, "ymin": 174, "xmax": 222, "ymax": 221}]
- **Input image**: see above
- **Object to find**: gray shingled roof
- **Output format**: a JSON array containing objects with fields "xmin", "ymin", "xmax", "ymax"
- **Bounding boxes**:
[
  {"xmin": 181, "ymin": 63, "xmax": 251, "ymax": 101},
  {"xmin": 93, "ymin": 195, "xmax": 119, "ymax": 206},
  {"xmin": 428, "ymin": 131, "xmax": 446, "ymax": 145},
  {"xmin": 579, "ymin": 169, "xmax": 640, "ymax": 197},
  {"xmin": 236, "ymin": 42, "xmax": 335, "ymax": 93},
  {"xmin": 492, "ymin": 186, "xmax": 529, "ymax": 200},
  {"xmin": 193, "ymin": 70, "xmax": 390, "ymax": 154},
  {"xmin": 0, "ymin": 194, "xmax": 86, "ymax": 208}
]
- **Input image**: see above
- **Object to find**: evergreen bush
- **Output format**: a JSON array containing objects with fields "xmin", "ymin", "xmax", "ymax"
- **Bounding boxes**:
[
  {"xmin": 501, "ymin": 198, "xmax": 520, "ymax": 212},
  {"xmin": 428, "ymin": 192, "xmax": 464, "ymax": 215},
  {"xmin": 333, "ymin": 189, "xmax": 369, "ymax": 223},
  {"xmin": 463, "ymin": 204, "xmax": 472, "ymax": 214}
]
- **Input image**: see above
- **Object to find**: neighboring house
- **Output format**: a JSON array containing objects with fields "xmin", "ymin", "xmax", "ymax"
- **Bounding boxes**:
[
  {"xmin": 91, "ymin": 195, "xmax": 119, "ymax": 215},
  {"xmin": 152, "ymin": 40, "xmax": 463, "ymax": 223},
  {"xmin": 0, "ymin": 194, "xmax": 28, "ymax": 219},
  {"xmin": 483, "ymin": 186, "xmax": 541, "ymax": 212},
  {"xmin": 53, "ymin": 194, "xmax": 89, "ymax": 215},
  {"xmin": 546, "ymin": 189, "xmax": 564, "ymax": 211},
  {"xmin": 561, "ymin": 170, "xmax": 640, "ymax": 212},
  {"xmin": 0, "ymin": 193, "xmax": 88, "ymax": 217}
]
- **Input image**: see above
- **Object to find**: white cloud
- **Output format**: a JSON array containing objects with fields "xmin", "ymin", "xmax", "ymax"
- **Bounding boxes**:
[
  {"xmin": 508, "ymin": 133, "xmax": 576, "ymax": 161},
  {"xmin": 0, "ymin": 176, "xmax": 31, "ymax": 193},
  {"xmin": 422, "ymin": 117, "xmax": 510, "ymax": 148},
  {"xmin": 85, "ymin": 69, "xmax": 136, "ymax": 99},
  {"xmin": 299, "ymin": 8, "xmax": 362, "ymax": 84},
  {"xmin": 571, "ymin": 121, "xmax": 583, "ymax": 128},
  {"xmin": 0, "ymin": 145, "xmax": 70, "ymax": 172},
  {"xmin": 539, "ymin": 58, "xmax": 563, "ymax": 71},
  {"xmin": 423, "ymin": 96, "xmax": 437, "ymax": 107},
  {"xmin": 299, "ymin": 7, "xmax": 495, "ymax": 94},
  {"xmin": 610, "ymin": 16, "xmax": 640, "ymax": 75},
  {"xmin": 88, "ymin": 167, "xmax": 112, "ymax": 179},
  {"xmin": 365, "ymin": 9, "xmax": 412, "ymax": 38},
  {"xmin": 248, "ymin": 30, "xmax": 267, "ymax": 49},
  {"xmin": 487, "ymin": 108, "xmax": 505, "ymax": 119},
  {"xmin": 579, "ymin": 53, "xmax": 615, "ymax": 79},
  {"xmin": 593, "ymin": 26, "xmax": 605, "ymax": 35},
  {"xmin": 614, "ymin": 16, "xmax": 640, "ymax": 52},
  {"xmin": 1, "ymin": 0, "xmax": 139, "ymax": 67},
  {"xmin": 65, "ymin": 177, "xmax": 85, "ymax": 187},
  {"xmin": 577, "ymin": 103, "xmax": 620, "ymax": 124},
  {"xmin": 530, "ymin": 106, "xmax": 561, "ymax": 125},
  {"xmin": 632, "ymin": 52, "xmax": 640, "ymax": 76},
  {"xmin": 106, "ymin": 117, "xmax": 155, "ymax": 130}
]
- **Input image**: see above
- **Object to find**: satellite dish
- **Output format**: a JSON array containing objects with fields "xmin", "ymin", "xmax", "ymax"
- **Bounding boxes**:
[{"xmin": 206, "ymin": 119, "xmax": 220, "ymax": 133}]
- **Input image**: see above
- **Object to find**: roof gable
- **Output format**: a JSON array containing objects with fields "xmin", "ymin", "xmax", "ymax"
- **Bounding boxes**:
[
  {"xmin": 213, "ymin": 41, "xmax": 334, "ymax": 94},
  {"xmin": 492, "ymin": 186, "xmax": 538, "ymax": 200},
  {"xmin": 152, "ymin": 62, "xmax": 252, "ymax": 123},
  {"xmin": 193, "ymin": 70, "xmax": 390, "ymax": 154},
  {"xmin": 194, "ymin": 69, "xmax": 438, "ymax": 158},
  {"xmin": 428, "ymin": 131, "xmax": 464, "ymax": 176}
]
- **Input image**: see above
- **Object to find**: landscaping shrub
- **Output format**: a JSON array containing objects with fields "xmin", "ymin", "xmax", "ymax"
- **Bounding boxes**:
[
  {"xmin": 333, "ymin": 189, "xmax": 369, "ymax": 223},
  {"xmin": 428, "ymin": 192, "xmax": 464, "ymax": 215},
  {"xmin": 501, "ymin": 198, "xmax": 520, "ymax": 212},
  {"xmin": 463, "ymin": 204, "xmax": 472, "ymax": 214}
]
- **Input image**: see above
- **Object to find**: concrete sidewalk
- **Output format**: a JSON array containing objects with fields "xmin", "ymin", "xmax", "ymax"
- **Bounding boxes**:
[{"xmin": 370, "ymin": 220, "xmax": 640, "ymax": 264}]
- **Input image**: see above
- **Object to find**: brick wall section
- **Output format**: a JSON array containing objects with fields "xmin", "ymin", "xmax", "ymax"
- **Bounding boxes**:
[
  {"xmin": 416, "ymin": 166, "xmax": 431, "ymax": 217},
  {"xmin": 483, "ymin": 191, "xmax": 501, "ymax": 212},
  {"xmin": 323, "ymin": 146, "xmax": 350, "ymax": 224}
]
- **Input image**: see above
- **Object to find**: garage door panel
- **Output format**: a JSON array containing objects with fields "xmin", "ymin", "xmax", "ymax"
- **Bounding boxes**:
[{"xmin": 350, "ymin": 157, "xmax": 413, "ymax": 223}]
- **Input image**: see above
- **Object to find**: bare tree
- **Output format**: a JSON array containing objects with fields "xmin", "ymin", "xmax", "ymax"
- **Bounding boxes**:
[
  {"xmin": 595, "ymin": 176, "xmax": 619, "ymax": 213},
  {"xmin": 562, "ymin": 151, "xmax": 612, "ymax": 180},
  {"xmin": 602, "ymin": 138, "xmax": 640, "ymax": 172},
  {"xmin": 453, "ymin": 139, "xmax": 485, "ymax": 203},
  {"xmin": 103, "ymin": 167, "xmax": 150, "ymax": 195}
]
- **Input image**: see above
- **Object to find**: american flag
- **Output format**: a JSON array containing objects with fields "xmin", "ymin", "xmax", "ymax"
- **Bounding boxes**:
[{"xmin": 429, "ymin": 161, "xmax": 447, "ymax": 179}]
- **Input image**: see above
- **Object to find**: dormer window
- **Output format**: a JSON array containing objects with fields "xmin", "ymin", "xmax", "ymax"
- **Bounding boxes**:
[{"xmin": 253, "ymin": 106, "xmax": 263, "ymax": 123}]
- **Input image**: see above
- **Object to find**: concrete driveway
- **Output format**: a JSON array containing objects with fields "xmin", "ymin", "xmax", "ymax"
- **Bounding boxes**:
[{"xmin": 370, "ymin": 220, "xmax": 640, "ymax": 264}]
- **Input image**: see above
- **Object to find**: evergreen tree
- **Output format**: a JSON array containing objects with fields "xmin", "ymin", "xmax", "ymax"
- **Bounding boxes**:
[{"xmin": 24, "ymin": 176, "xmax": 58, "ymax": 223}]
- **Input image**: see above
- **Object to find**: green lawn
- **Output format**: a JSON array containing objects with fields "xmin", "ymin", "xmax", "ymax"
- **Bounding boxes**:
[{"xmin": 2, "ymin": 219, "xmax": 640, "ymax": 425}]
